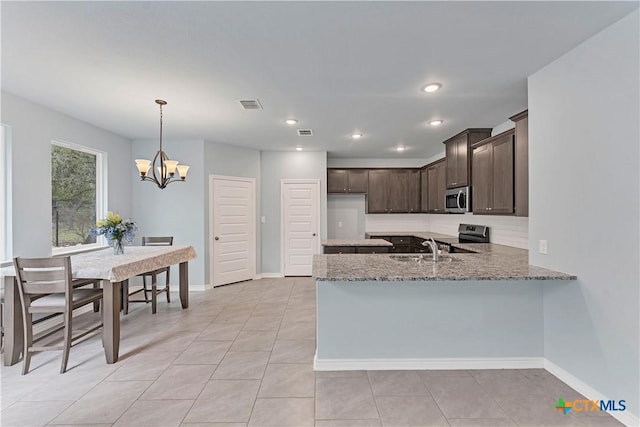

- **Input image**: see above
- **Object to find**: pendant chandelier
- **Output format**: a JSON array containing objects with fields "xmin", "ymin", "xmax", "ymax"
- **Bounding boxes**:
[{"xmin": 134, "ymin": 99, "xmax": 189, "ymax": 189}]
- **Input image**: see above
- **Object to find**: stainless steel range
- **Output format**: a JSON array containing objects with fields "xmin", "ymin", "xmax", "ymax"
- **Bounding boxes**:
[
  {"xmin": 432, "ymin": 224, "xmax": 490, "ymax": 253},
  {"xmin": 457, "ymin": 224, "xmax": 490, "ymax": 243}
]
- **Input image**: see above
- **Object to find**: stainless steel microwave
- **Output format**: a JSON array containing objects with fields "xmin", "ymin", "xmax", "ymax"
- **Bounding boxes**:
[{"xmin": 445, "ymin": 186, "xmax": 470, "ymax": 213}]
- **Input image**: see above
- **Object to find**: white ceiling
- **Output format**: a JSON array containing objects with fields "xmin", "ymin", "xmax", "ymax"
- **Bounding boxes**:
[{"xmin": 2, "ymin": 1, "xmax": 637, "ymax": 159}]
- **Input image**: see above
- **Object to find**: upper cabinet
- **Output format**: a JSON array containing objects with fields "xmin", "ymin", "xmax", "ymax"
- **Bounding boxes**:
[
  {"xmin": 471, "ymin": 129, "xmax": 515, "ymax": 215},
  {"xmin": 443, "ymin": 128, "xmax": 492, "ymax": 189},
  {"xmin": 510, "ymin": 110, "xmax": 529, "ymax": 217},
  {"xmin": 327, "ymin": 169, "xmax": 368, "ymax": 193},
  {"xmin": 388, "ymin": 169, "xmax": 420, "ymax": 213},
  {"xmin": 366, "ymin": 169, "xmax": 420, "ymax": 213},
  {"xmin": 424, "ymin": 159, "xmax": 446, "ymax": 213},
  {"xmin": 367, "ymin": 169, "xmax": 390, "ymax": 213}
]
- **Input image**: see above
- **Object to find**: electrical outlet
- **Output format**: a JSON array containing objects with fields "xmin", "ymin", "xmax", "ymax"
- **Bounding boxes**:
[
  {"xmin": 260, "ymin": 216, "xmax": 266, "ymax": 224},
  {"xmin": 539, "ymin": 240, "xmax": 548, "ymax": 255},
  {"xmin": 338, "ymin": 221, "xmax": 343, "ymax": 228}
]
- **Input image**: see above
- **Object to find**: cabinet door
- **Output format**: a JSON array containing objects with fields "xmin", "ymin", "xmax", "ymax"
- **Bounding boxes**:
[
  {"xmin": 445, "ymin": 138, "xmax": 458, "ymax": 188},
  {"xmin": 356, "ymin": 246, "xmax": 390, "ymax": 254},
  {"xmin": 407, "ymin": 169, "xmax": 420, "ymax": 213},
  {"xmin": 436, "ymin": 162, "xmax": 446, "ymax": 212},
  {"xmin": 420, "ymin": 168, "xmax": 429, "ymax": 212},
  {"xmin": 427, "ymin": 162, "xmax": 446, "ymax": 213},
  {"xmin": 388, "ymin": 170, "xmax": 409, "ymax": 213},
  {"xmin": 367, "ymin": 170, "xmax": 389, "ymax": 213},
  {"xmin": 445, "ymin": 134, "xmax": 469, "ymax": 189},
  {"xmin": 491, "ymin": 135, "xmax": 514, "ymax": 214},
  {"xmin": 323, "ymin": 246, "xmax": 356, "ymax": 254},
  {"xmin": 472, "ymin": 144, "xmax": 492, "ymax": 213},
  {"xmin": 327, "ymin": 169, "xmax": 348, "ymax": 193},
  {"xmin": 455, "ymin": 135, "xmax": 469, "ymax": 187},
  {"xmin": 513, "ymin": 114, "xmax": 529, "ymax": 217},
  {"xmin": 347, "ymin": 170, "xmax": 368, "ymax": 193}
]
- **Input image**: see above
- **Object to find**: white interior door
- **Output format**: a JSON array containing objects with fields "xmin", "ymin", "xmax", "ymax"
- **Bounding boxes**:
[
  {"xmin": 282, "ymin": 180, "xmax": 321, "ymax": 276},
  {"xmin": 210, "ymin": 175, "xmax": 256, "ymax": 287}
]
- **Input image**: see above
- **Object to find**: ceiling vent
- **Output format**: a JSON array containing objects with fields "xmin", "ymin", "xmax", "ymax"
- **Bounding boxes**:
[
  {"xmin": 297, "ymin": 129, "xmax": 313, "ymax": 136},
  {"xmin": 239, "ymin": 99, "xmax": 263, "ymax": 110}
]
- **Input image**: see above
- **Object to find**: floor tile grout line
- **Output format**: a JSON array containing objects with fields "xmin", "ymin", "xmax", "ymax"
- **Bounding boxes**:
[
  {"xmin": 365, "ymin": 370, "xmax": 384, "ymax": 425},
  {"xmin": 246, "ymin": 279, "xmax": 288, "ymax": 426}
]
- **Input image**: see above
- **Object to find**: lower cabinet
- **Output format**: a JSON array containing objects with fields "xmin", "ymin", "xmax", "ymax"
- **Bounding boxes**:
[
  {"xmin": 323, "ymin": 246, "xmax": 390, "ymax": 254},
  {"xmin": 356, "ymin": 246, "xmax": 391, "ymax": 254}
]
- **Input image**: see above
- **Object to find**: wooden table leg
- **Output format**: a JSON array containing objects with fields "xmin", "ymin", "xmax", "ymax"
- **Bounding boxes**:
[
  {"xmin": 179, "ymin": 261, "xmax": 189, "ymax": 309},
  {"xmin": 102, "ymin": 280, "xmax": 121, "ymax": 364},
  {"xmin": 3, "ymin": 276, "xmax": 23, "ymax": 366}
]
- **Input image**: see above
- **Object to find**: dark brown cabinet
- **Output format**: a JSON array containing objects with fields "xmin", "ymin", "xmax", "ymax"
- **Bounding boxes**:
[
  {"xmin": 425, "ymin": 160, "xmax": 446, "ymax": 213},
  {"xmin": 366, "ymin": 169, "xmax": 390, "ymax": 213},
  {"xmin": 366, "ymin": 169, "xmax": 419, "ymax": 213},
  {"xmin": 472, "ymin": 129, "xmax": 515, "ymax": 215},
  {"xmin": 388, "ymin": 169, "xmax": 420, "ymax": 213},
  {"xmin": 323, "ymin": 245, "xmax": 390, "ymax": 254},
  {"xmin": 510, "ymin": 110, "xmax": 529, "ymax": 217},
  {"xmin": 327, "ymin": 169, "xmax": 368, "ymax": 193},
  {"xmin": 443, "ymin": 128, "xmax": 492, "ymax": 189}
]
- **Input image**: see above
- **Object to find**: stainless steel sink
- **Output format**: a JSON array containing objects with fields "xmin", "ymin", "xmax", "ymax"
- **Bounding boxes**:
[{"xmin": 388, "ymin": 254, "xmax": 459, "ymax": 263}]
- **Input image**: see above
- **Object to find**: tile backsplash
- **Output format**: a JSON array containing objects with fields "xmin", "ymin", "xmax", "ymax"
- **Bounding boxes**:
[
  {"xmin": 328, "ymin": 195, "xmax": 528, "ymax": 248},
  {"xmin": 426, "ymin": 213, "xmax": 529, "ymax": 249}
]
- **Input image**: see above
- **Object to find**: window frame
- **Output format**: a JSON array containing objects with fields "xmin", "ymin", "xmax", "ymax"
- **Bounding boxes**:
[
  {"xmin": 51, "ymin": 139, "xmax": 107, "ymax": 255},
  {"xmin": 0, "ymin": 124, "xmax": 10, "ymax": 264}
]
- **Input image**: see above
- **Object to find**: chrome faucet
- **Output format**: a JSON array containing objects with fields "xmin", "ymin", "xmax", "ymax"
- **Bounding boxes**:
[{"xmin": 422, "ymin": 238, "xmax": 440, "ymax": 262}]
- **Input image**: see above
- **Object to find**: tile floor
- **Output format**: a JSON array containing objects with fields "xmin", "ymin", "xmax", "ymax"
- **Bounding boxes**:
[{"xmin": 0, "ymin": 277, "xmax": 624, "ymax": 426}]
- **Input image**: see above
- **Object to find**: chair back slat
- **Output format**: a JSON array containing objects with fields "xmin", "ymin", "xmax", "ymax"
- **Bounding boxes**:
[
  {"xmin": 142, "ymin": 236, "xmax": 173, "ymax": 246},
  {"xmin": 14, "ymin": 257, "xmax": 73, "ymax": 296}
]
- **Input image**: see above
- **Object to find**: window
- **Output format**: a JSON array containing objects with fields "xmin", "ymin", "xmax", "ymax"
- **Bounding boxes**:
[
  {"xmin": 0, "ymin": 125, "xmax": 7, "ymax": 262},
  {"xmin": 51, "ymin": 140, "xmax": 104, "ymax": 253}
]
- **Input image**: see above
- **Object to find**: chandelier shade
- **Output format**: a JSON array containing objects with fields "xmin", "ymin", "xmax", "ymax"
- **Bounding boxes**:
[{"xmin": 134, "ymin": 99, "xmax": 189, "ymax": 189}]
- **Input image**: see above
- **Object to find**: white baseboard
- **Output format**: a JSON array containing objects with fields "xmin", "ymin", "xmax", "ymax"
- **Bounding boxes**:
[
  {"xmin": 544, "ymin": 360, "xmax": 639, "ymax": 427},
  {"xmin": 313, "ymin": 354, "xmax": 544, "ymax": 371},
  {"xmin": 192, "ymin": 283, "xmax": 214, "ymax": 291},
  {"xmin": 257, "ymin": 273, "xmax": 284, "ymax": 279}
]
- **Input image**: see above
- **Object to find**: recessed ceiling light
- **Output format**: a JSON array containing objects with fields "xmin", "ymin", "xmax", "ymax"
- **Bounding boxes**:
[
  {"xmin": 422, "ymin": 83, "xmax": 442, "ymax": 93},
  {"xmin": 396, "ymin": 146, "xmax": 406, "ymax": 152},
  {"xmin": 429, "ymin": 119, "xmax": 444, "ymax": 126},
  {"xmin": 285, "ymin": 119, "xmax": 298, "ymax": 125},
  {"xmin": 295, "ymin": 146, "xmax": 303, "ymax": 151},
  {"xmin": 351, "ymin": 133, "xmax": 363, "ymax": 139}
]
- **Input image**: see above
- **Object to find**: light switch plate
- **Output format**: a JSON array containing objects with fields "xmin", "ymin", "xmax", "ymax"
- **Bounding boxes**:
[
  {"xmin": 539, "ymin": 240, "xmax": 548, "ymax": 255},
  {"xmin": 260, "ymin": 216, "xmax": 266, "ymax": 224},
  {"xmin": 338, "ymin": 221, "xmax": 343, "ymax": 228}
]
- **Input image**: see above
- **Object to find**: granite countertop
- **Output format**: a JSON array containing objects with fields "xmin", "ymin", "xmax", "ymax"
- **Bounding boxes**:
[
  {"xmin": 314, "ymin": 231, "xmax": 576, "ymax": 281},
  {"xmin": 322, "ymin": 239, "xmax": 393, "ymax": 247}
]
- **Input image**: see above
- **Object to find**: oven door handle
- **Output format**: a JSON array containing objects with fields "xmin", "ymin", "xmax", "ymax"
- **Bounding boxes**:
[{"xmin": 457, "ymin": 191, "xmax": 463, "ymax": 209}]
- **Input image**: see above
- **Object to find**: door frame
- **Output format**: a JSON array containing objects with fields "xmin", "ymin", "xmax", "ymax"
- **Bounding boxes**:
[
  {"xmin": 280, "ymin": 179, "xmax": 322, "ymax": 276},
  {"xmin": 209, "ymin": 174, "xmax": 256, "ymax": 287}
]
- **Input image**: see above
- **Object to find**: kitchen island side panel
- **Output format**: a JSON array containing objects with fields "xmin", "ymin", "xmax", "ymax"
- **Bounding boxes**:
[{"xmin": 316, "ymin": 280, "xmax": 544, "ymax": 361}]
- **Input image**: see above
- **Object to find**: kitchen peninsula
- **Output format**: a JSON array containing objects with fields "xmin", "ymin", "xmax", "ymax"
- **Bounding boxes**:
[{"xmin": 312, "ymin": 233, "xmax": 575, "ymax": 371}]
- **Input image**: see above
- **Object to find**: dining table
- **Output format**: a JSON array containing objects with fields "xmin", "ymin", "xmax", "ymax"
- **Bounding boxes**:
[{"xmin": 1, "ymin": 245, "xmax": 197, "ymax": 367}]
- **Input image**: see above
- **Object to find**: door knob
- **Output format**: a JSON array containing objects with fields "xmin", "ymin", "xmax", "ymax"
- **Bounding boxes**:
[{"xmin": 214, "ymin": 236, "xmax": 219, "ymax": 240}]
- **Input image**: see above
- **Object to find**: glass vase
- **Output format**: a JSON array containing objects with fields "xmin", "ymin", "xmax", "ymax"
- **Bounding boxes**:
[{"xmin": 113, "ymin": 239, "xmax": 124, "ymax": 255}]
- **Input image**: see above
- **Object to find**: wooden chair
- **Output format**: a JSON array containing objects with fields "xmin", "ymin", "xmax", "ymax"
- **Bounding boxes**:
[
  {"xmin": 13, "ymin": 256, "xmax": 103, "ymax": 374},
  {"xmin": 123, "ymin": 236, "xmax": 173, "ymax": 314}
]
